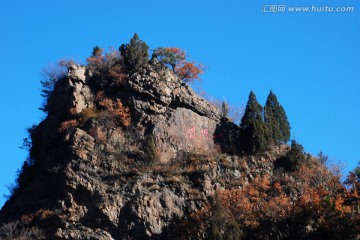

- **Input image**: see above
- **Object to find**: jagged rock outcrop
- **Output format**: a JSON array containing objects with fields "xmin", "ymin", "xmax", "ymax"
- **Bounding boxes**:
[
  {"xmin": 119, "ymin": 64, "xmax": 220, "ymax": 162},
  {"xmin": 0, "ymin": 62, "xmax": 288, "ymax": 239},
  {"xmin": 48, "ymin": 63, "xmax": 221, "ymax": 163}
]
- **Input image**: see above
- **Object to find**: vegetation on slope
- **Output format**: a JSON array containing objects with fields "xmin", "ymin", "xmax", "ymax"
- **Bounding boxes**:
[{"xmin": 1, "ymin": 33, "xmax": 359, "ymax": 240}]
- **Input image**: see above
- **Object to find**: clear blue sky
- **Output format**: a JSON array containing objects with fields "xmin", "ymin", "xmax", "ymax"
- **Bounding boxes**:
[{"xmin": 0, "ymin": 0, "xmax": 359, "ymax": 208}]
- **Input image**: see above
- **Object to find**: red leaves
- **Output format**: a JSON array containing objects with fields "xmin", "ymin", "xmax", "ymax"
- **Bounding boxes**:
[
  {"xmin": 216, "ymin": 164, "xmax": 355, "ymax": 232},
  {"xmin": 217, "ymin": 174, "xmax": 291, "ymax": 228},
  {"xmin": 154, "ymin": 47, "xmax": 206, "ymax": 82},
  {"xmin": 175, "ymin": 62, "xmax": 206, "ymax": 83},
  {"xmin": 99, "ymin": 98, "xmax": 131, "ymax": 127},
  {"xmin": 58, "ymin": 119, "xmax": 78, "ymax": 133},
  {"xmin": 58, "ymin": 98, "xmax": 131, "ymax": 133}
]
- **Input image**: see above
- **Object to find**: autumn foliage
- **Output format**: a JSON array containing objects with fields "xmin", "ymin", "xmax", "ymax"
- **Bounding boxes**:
[
  {"xmin": 212, "ymin": 161, "xmax": 357, "ymax": 239},
  {"xmin": 99, "ymin": 98, "xmax": 131, "ymax": 127},
  {"xmin": 58, "ymin": 98, "xmax": 130, "ymax": 133},
  {"xmin": 154, "ymin": 47, "xmax": 206, "ymax": 82},
  {"xmin": 175, "ymin": 62, "xmax": 205, "ymax": 83},
  {"xmin": 58, "ymin": 119, "xmax": 79, "ymax": 133},
  {"xmin": 176, "ymin": 156, "xmax": 358, "ymax": 240}
]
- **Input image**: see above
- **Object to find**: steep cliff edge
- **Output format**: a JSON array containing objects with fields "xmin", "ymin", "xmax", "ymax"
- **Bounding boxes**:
[
  {"xmin": 0, "ymin": 57, "xmax": 280, "ymax": 238},
  {"xmin": 0, "ymin": 48, "xmax": 356, "ymax": 239},
  {"xmin": 0, "ymin": 61, "xmax": 236, "ymax": 238}
]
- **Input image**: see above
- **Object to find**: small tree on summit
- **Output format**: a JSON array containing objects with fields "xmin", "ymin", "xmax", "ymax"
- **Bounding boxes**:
[
  {"xmin": 239, "ymin": 91, "xmax": 269, "ymax": 153},
  {"xmin": 264, "ymin": 91, "xmax": 290, "ymax": 145},
  {"xmin": 176, "ymin": 62, "xmax": 205, "ymax": 83},
  {"xmin": 221, "ymin": 101, "xmax": 229, "ymax": 119},
  {"xmin": 120, "ymin": 33, "xmax": 149, "ymax": 71},
  {"xmin": 153, "ymin": 47, "xmax": 186, "ymax": 72},
  {"xmin": 87, "ymin": 46, "xmax": 105, "ymax": 76},
  {"xmin": 91, "ymin": 46, "xmax": 103, "ymax": 58},
  {"xmin": 153, "ymin": 47, "xmax": 205, "ymax": 83}
]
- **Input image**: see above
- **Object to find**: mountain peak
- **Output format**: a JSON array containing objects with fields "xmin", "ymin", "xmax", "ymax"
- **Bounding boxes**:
[{"xmin": 1, "ymin": 37, "xmax": 357, "ymax": 239}]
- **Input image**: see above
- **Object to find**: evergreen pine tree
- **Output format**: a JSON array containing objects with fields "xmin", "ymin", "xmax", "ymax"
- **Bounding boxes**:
[
  {"xmin": 221, "ymin": 101, "xmax": 229, "ymax": 119},
  {"xmin": 239, "ymin": 91, "xmax": 269, "ymax": 153},
  {"xmin": 120, "ymin": 33, "xmax": 149, "ymax": 71},
  {"xmin": 144, "ymin": 135, "xmax": 157, "ymax": 164},
  {"xmin": 91, "ymin": 46, "xmax": 103, "ymax": 57},
  {"xmin": 264, "ymin": 91, "xmax": 291, "ymax": 145},
  {"xmin": 286, "ymin": 139, "xmax": 306, "ymax": 171},
  {"xmin": 274, "ymin": 139, "xmax": 306, "ymax": 172}
]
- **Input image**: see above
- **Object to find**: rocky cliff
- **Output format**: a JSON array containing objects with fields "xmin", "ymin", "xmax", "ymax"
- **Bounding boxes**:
[
  {"xmin": 0, "ymin": 57, "xmax": 351, "ymax": 240},
  {"xmin": 0, "ymin": 59, "xmax": 259, "ymax": 238}
]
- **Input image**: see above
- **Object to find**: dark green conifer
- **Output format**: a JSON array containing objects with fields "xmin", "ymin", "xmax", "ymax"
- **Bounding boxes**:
[
  {"xmin": 221, "ymin": 101, "xmax": 229, "ymax": 119},
  {"xmin": 145, "ymin": 135, "xmax": 157, "ymax": 164},
  {"xmin": 286, "ymin": 139, "xmax": 306, "ymax": 171},
  {"xmin": 91, "ymin": 46, "xmax": 103, "ymax": 58},
  {"xmin": 120, "ymin": 33, "xmax": 149, "ymax": 71},
  {"xmin": 239, "ymin": 91, "xmax": 269, "ymax": 153},
  {"xmin": 264, "ymin": 91, "xmax": 291, "ymax": 145},
  {"xmin": 274, "ymin": 139, "xmax": 306, "ymax": 172}
]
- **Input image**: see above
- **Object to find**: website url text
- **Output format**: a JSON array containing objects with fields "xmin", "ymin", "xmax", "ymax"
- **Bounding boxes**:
[{"xmin": 261, "ymin": 5, "xmax": 355, "ymax": 13}]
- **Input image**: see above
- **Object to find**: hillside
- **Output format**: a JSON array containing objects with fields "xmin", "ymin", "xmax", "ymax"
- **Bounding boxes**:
[{"xmin": 0, "ymin": 35, "xmax": 359, "ymax": 240}]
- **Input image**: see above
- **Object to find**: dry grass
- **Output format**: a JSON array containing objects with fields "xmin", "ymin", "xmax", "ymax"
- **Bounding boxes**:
[
  {"xmin": 58, "ymin": 119, "xmax": 78, "ymax": 132},
  {"xmin": 99, "ymin": 98, "xmax": 131, "ymax": 127},
  {"xmin": 89, "ymin": 127, "xmax": 107, "ymax": 144}
]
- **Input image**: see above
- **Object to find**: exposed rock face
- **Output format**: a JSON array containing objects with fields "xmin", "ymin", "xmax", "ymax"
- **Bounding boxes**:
[
  {"xmin": 47, "ymin": 62, "xmax": 220, "ymax": 164},
  {"xmin": 0, "ymin": 62, "xmax": 283, "ymax": 239},
  {"xmin": 121, "ymin": 64, "xmax": 220, "ymax": 162},
  {"xmin": 153, "ymin": 107, "xmax": 218, "ymax": 162},
  {"xmin": 48, "ymin": 64, "xmax": 94, "ymax": 118}
]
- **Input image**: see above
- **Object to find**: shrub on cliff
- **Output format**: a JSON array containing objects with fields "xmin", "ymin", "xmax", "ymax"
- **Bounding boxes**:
[
  {"xmin": 275, "ymin": 140, "xmax": 306, "ymax": 171},
  {"xmin": 207, "ymin": 194, "xmax": 244, "ymax": 240},
  {"xmin": 144, "ymin": 135, "xmax": 157, "ymax": 164},
  {"xmin": 153, "ymin": 47, "xmax": 185, "ymax": 72},
  {"xmin": 98, "ymin": 98, "xmax": 131, "ymax": 127},
  {"xmin": 87, "ymin": 46, "xmax": 105, "ymax": 77},
  {"xmin": 39, "ymin": 60, "xmax": 73, "ymax": 112},
  {"xmin": 87, "ymin": 46, "xmax": 126, "ymax": 87},
  {"xmin": 153, "ymin": 47, "xmax": 206, "ymax": 83},
  {"xmin": 120, "ymin": 33, "xmax": 149, "ymax": 71}
]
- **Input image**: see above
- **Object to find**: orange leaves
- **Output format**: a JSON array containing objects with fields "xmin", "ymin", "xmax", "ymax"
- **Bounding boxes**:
[
  {"xmin": 214, "ymin": 158, "xmax": 358, "ymax": 237},
  {"xmin": 58, "ymin": 107, "xmax": 98, "ymax": 133},
  {"xmin": 99, "ymin": 98, "xmax": 131, "ymax": 127},
  {"xmin": 273, "ymin": 182, "xmax": 282, "ymax": 193},
  {"xmin": 58, "ymin": 98, "xmax": 131, "ymax": 133},
  {"xmin": 80, "ymin": 107, "xmax": 99, "ymax": 122},
  {"xmin": 166, "ymin": 47, "xmax": 184, "ymax": 54},
  {"xmin": 87, "ymin": 55, "xmax": 104, "ymax": 68},
  {"xmin": 216, "ymin": 169, "xmax": 354, "ymax": 232},
  {"xmin": 109, "ymin": 62, "xmax": 127, "ymax": 83},
  {"xmin": 217, "ymin": 174, "xmax": 292, "ymax": 228},
  {"xmin": 175, "ymin": 62, "xmax": 206, "ymax": 83},
  {"xmin": 20, "ymin": 209, "xmax": 55, "ymax": 225},
  {"xmin": 163, "ymin": 47, "xmax": 186, "ymax": 60},
  {"xmin": 265, "ymin": 193, "xmax": 292, "ymax": 220},
  {"xmin": 87, "ymin": 46, "xmax": 105, "ymax": 75},
  {"xmin": 98, "ymin": 98, "xmax": 113, "ymax": 110},
  {"xmin": 297, "ymin": 187, "xmax": 322, "ymax": 210},
  {"xmin": 154, "ymin": 47, "xmax": 206, "ymax": 82},
  {"xmin": 86, "ymin": 46, "xmax": 127, "ymax": 84},
  {"xmin": 58, "ymin": 119, "xmax": 78, "ymax": 132},
  {"xmin": 89, "ymin": 127, "xmax": 107, "ymax": 144}
]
